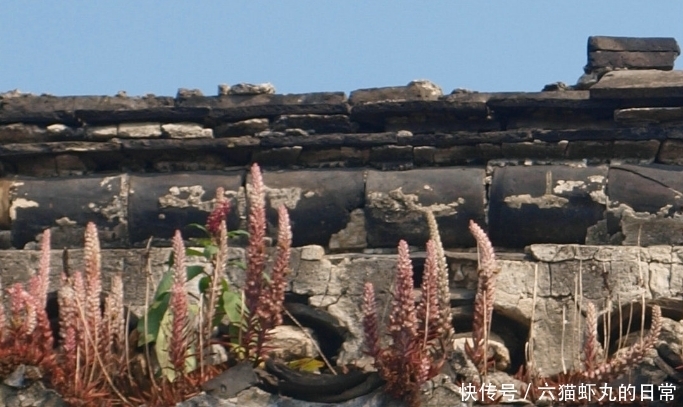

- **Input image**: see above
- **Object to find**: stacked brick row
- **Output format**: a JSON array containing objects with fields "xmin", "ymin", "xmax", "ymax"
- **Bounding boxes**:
[
  {"xmin": 3, "ymin": 163, "xmax": 682, "ymax": 250},
  {"xmin": 0, "ymin": 36, "xmax": 682, "ymax": 250}
]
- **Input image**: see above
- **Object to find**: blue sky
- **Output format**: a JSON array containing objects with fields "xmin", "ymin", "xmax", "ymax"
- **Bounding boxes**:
[{"xmin": 2, "ymin": 1, "xmax": 682, "ymax": 96}]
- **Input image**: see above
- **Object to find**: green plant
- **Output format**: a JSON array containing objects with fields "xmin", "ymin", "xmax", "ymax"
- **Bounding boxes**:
[
  {"xmin": 362, "ymin": 239, "xmax": 448, "ymax": 407},
  {"xmin": 136, "ymin": 187, "xmax": 245, "ymax": 379},
  {"xmin": 0, "ymin": 162, "xmax": 294, "ymax": 406},
  {"xmin": 465, "ymin": 220, "xmax": 500, "ymax": 375}
]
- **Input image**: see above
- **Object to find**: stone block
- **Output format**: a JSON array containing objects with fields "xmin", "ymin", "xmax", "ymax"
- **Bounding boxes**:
[
  {"xmin": 127, "ymin": 172, "xmax": 244, "ymax": 245},
  {"xmin": 54, "ymin": 154, "xmax": 89, "ymax": 175},
  {"xmin": 0, "ymin": 141, "xmax": 120, "ymax": 158},
  {"xmin": 608, "ymin": 164, "xmax": 683, "ymax": 215},
  {"xmin": 658, "ymin": 140, "xmax": 683, "ymax": 165},
  {"xmin": 252, "ymin": 146, "xmax": 302, "ymax": 167},
  {"xmin": 365, "ymin": 168, "xmax": 486, "ymax": 248},
  {"xmin": 86, "ymin": 125, "xmax": 118, "ymax": 140},
  {"xmin": 590, "ymin": 70, "xmax": 683, "ymax": 99},
  {"xmin": 328, "ymin": 208, "xmax": 367, "ymax": 250},
  {"xmin": 227, "ymin": 83, "xmax": 276, "ymax": 95},
  {"xmin": 161, "ymin": 123, "xmax": 213, "ymax": 139},
  {"xmin": 14, "ymin": 156, "xmax": 57, "ymax": 177},
  {"xmin": 588, "ymin": 51, "xmax": 678, "ymax": 71},
  {"xmin": 213, "ymin": 118, "xmax": 270, "ymax": 137},
  {"xmin": 588, "ymin": 36, "xmax": 680, "ymax": 53},
  {"xmin": 368, "ymin": 145, "xmax": 412, "ymax": 169},
  {"xmin": 257, "ymin": 169, "xmax": 366, "ymax": 247},
  {"xmin": 117, "ymin": 123, "xmax": 162, "ymax": 138},
  {"xmin": 622, "ymin": 216, "xmax": 683, "ymax": 246},
  {"xmin": 178, "ymin": 92, "xmax": 348, "ymax": 122},
  {"xmin": 272, "ymin": 114, "xmax": 356, "ymax": 134},
  {"xmin": 432, "ymin": 145, "xmax": 479, "ymax": 165},
  {"xmin": 297, "ymin": 147, "xmax": 368, "ymax": 168},
  {"xmin": 10, "ymin": 175, "xmax": 130, "ymax": 248},
  {"xmin": 0, "ymin": 124, "xmax": 49, "ymax": 143},
  {"xmin": 612, "ymin": 140, "xmax": 660, "ymax": 162},
  {"xmin": 488, "ymin": 166, "xmax": 607, "ymax": 247},
  {"xmin": 501, "ymin": 140, "xmax": 567, "ymax": 159},
  {"xmin": 413, "ymin": 146, "xmax": 436, "ymax": 166},
  {"xmin": 615, "ymin": 107, "xmax": 683, "ymax": 123},
  {"xmin": 349, "ymin": 80, "xmax": 442, "ymax": 105}
]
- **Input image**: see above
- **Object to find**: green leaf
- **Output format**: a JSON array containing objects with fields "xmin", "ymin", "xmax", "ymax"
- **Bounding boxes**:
[
  {"xmin": 222, "ymin": 290, "xmax": 244, "ymax": 324},
  {"xmin": 198, "ymin": 275, "xmax": 211, "ymax": 293},
  {"xmin": 186, "ymin": 265, "xmax": 205, "ymax": 281},
  {"xmin": 137, "ymin": 291, "xmax": 171, "ymax": 346},
  {"xmin": 203, "ymin": 245, "xmax": 219, "ymax": 258},
  {"xmin": 228, "ymin": 230, "xmax": 249, "ymax": 238},
  {"xmin": 186, "ymin": 223, "xmax": 209, "ymax": 235},
  {"xmin": 230, "ymin": 260, "xmax": 247, "ymax": 270},
  {"xmin": 185, "ymin": 248, "xmax": 204, "ymax": 257},
  {"xmin": 191, "ymin": 237, "xmax": 214, "ymax": 248},
  {"xmin": 287, "ymin": 358, "xmax": 325, "ymax": 373},
  {"xmin": 155, "ymin": 308, "xmax": 174, "ymax": 381},
  {"xmin": 155, "ymin": 303, "xmax": 199, "ymax": 382}
]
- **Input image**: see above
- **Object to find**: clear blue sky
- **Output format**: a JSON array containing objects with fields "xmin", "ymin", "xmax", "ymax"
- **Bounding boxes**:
[{"xmin": 2, "ymin": 1, "xmax": 682, "ymax": 96}]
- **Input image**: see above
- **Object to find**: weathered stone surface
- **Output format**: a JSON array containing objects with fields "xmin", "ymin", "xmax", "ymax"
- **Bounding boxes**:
[
  {"xmin": 214, "ymin": 118, "xmax": 270, "ymax": 137},
  {"xmin": 0, "ymin": 95, "xmax": 173, "ymax": 125},
  {"xmin": 54, "ymin": 154, "xmax": 89, "ymax": 176},
  {"xmin": 74, "ymin": 96, "xmax": 177, "ymax": 123},
  {"xmin": 258, "ymin": 169, "xmax": 365, "ymax": 247},
  {"xmin": 608, "ymin": 164, "xmax": 683, "ymax": 215},
  {"xmin": 161, "ymin": 122, "xmax": 213, "ymax": 139},
  {"xmin": 565, "ymin": 140, "xmax": 660, "ymax": 162},
  {"xmin": 9, "ymin": 175, "xmax": 129, "ymax": 248},
  {"xmin": 0, "ymin": 141, "xmax": 119, "ymax": 157},
  {"xmin": 152, "ymin": 154, "xmax": 231, "ymax": 172},
  {"xmin": 266, "ymin": 325, "xmax": 319, "ymax": 360},
  {"xmin": 588, "ymin": 51, "xmax": 678, "ymax": 71},
  {"xmin": 260, "ymin": 132, "xmax": 397, "ymax": 149},
  {"xmin": 588, "ymin": 36, "xmax": 681, "ymax": 53},
  {"xmin": 178, "ymin": 92, "xmax": 349, "ymax": 122},
  {"xmin": 622, "ymin": 215, "xmax": 683, "ymax": 246},
  {"xmin": 501, "ymin": 140, "xmax": 567, "ymax": 159},
  {"xmin": 117, "ymin": 122, "xmax": 162, "ymax": 138},
  {"xmin": 228, "ymin": 83, "xmax": 276, "ymax": 95},
  {"xmin": 411, "ymin": 130, "xmax": 532, "ymax": 146},
  {"xmin": 127, "ymin": 172, "xmax": 244, "ymax": 245},
  {"xmin": 13, "ymin": 156, "xmax": 58, "ymax": 177},
  {"xmin": 85, "ymin": 125, "xmax": 118, "ymax": 140},
  {"xmin": 591, "ymin": 70, "xmax": 683, "ymax": 99},
  {"xmin": 615, "ymin": 107, "xmax": 683, "ymax": 123},
  {"xmin": 532, "ymin": 126, "xmax": 678, "ymax": 142},
  {"xmin": 365, "ymin": 168, "xmax": 486, "ymax": 248},
  {"xmin": 329, "ymin": 208, "xmax": 367, "ymax": 250},
  {"xmin": 297, "ymin": 147, "xmax": 369, "ymax": 168},
  {"xmin": 252, "ymin": 146, "xmax": 302, "ymax": 167},
  {"xmin": 349, "ymin": 80, "xmax": 442, "ymax": 105},
  {"xmin": 613, "ymin": 139, "xmax": 662, "ymax": 162},
  {"xmin": 488, "ymin": 165, "xmax": 607, "ymax": 247},
  {"xmin": 177, "ymin": 88, "xmax": 204, "ymax": 99},
  {"xmin": 272, "ymin": 114, "xmax": 356, "ymax": 134},
  {"xmin": 658, "ymin": 139, "xmax": 683, "ymax": 165},
  {"xmin": 351, "ymin": 96, "xmax": 494, "ymax": 133},
  {"xmin": 487, "ymin": 90, "xmax": 605, "ymax": 110},
  {"xmin": 118, "ymin": 137, "xmax": 259, "ymax": 153},
  {"xmin": 368, "ymin": 145, "xmax": 412, "ymax": 170},
  {"xmin": 0, "ymin": 124, "xmax": 49, "ymax": 143}
]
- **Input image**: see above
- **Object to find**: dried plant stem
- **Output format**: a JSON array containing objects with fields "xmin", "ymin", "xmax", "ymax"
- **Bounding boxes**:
[
  {"xmin": 283, "ymin": 308, "xmax": 336, "ymax": 375},
  {"xmin": 142, "ymin": 236, "xmax": 160, "ymax": 393},
  {"xmin": 561, "ymin": 304, "xmax": 567, "ymax": 374},
  {"xmin": 73, "ymin": 295, "xmax": 132, "ymax": 406},
  {"xmin": 527, "ymin": 263, "xmax": 539, "ymax": 375}
]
